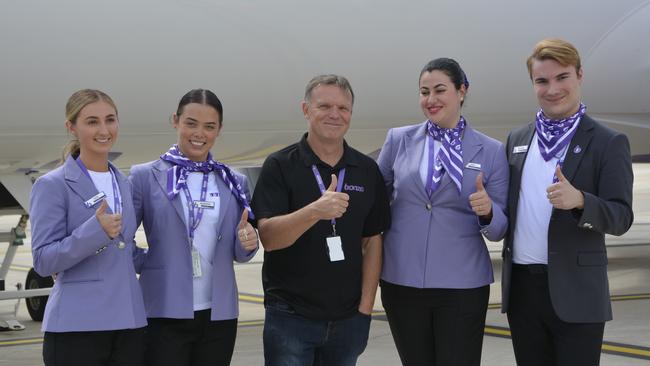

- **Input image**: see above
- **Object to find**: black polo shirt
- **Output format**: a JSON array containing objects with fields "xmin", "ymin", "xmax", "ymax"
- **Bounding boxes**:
[{"xmin": 251, "ymin": 133, "xmax": 391, "ymax": 320}]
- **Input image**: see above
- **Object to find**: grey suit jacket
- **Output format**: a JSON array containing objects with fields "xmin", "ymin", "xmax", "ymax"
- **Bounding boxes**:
[{"xmin": 501, "ymin": 114, "xmax": 634, "ymax": 323}]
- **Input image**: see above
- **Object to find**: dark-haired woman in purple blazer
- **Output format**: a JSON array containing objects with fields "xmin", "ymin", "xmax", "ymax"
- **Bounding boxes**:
[
  {"xmin": 377, "ymin": 59, "xmax": 509, "ymax": 366},
  {"xmin": 130, "ymin": 89, "xmax": 258, "ymax": 366}
]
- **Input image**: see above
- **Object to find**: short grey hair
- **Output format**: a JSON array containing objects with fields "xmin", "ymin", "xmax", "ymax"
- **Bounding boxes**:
[{"xmin": 304, "ymin": 74, "xmax": 355, "ymax": 105}]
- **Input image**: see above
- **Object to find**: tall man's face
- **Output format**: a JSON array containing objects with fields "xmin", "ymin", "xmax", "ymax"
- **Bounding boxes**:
[
  {"xmin": 302, "ymin": 85, "xmax": 353, "ymax": 143},
  {"xmin": 531, "ymin": 58, "xmax": 583, "ymax": 120}
]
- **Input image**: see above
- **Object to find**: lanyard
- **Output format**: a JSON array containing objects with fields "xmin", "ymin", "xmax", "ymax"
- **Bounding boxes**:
[
  {"xmin": 311, "ymin": 165, "xmax": 345, "ymax": 235},
  {"xmin": 182, "ymin": 172, "xmax": 210, "ymax": 245},
  {"xmin": 76, "ymin": 158, "xmax": 122, "ymax": 215}
]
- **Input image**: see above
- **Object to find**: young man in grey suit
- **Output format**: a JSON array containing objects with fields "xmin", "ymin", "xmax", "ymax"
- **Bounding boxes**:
[{"xmin": 501, "ymin": 38, "xmax": 634, "ymax": 365}]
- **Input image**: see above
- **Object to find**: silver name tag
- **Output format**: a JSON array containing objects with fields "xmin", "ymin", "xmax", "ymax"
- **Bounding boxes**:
[
  {"xmin": 513, "ymin": 145, "xmax": 528, "ymax": 154},
  {"xmin": 84, "ymin": 192, "xmax": 106, "ymax": 208},
  {"xmin": 465, "ymin": 162, "xmax": 482, "ymax": 171},
  {"xmin": 194, "ymin": 201, "xmax": 215, "ymax": 209}
]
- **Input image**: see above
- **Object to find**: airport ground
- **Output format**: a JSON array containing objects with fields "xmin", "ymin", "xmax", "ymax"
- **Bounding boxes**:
[{"xmin": 1, "ymin": 165, "xmax": 649, "ymax": 365}]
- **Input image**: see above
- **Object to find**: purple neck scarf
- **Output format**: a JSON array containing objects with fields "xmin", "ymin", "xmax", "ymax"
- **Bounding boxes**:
[
  {"xmin": 535, "ymin": 103, "xmax": 585, "ymax": 162},
  {"xmin": 426, "ymin": 117, "xmax": 466, "ymax": 194},
  {"xmin": 160, "ymin": 144, "xmax": 254, "ymax": 219}
]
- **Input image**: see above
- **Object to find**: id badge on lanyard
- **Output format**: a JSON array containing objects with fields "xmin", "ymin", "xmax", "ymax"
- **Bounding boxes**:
[
  {"xmin": 311, "ymin": 165, "xmax": 346, "ymax": 262},
  {"xmin": 183, "ymin": 172, "xmax": 210, "ymax": 277}
]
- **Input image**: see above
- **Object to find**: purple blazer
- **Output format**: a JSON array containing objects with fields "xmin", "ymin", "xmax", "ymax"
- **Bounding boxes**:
[
  {"xmin": 30, "ymin": 156, "xmax": 147, "ymax": 332},
  {"xmin": 377, "ymin": 121, "xmax": 509, "ymax": 289},
  {"xmin": 129, "ymin": 159, "xmax": 257, "ymax": 321}
]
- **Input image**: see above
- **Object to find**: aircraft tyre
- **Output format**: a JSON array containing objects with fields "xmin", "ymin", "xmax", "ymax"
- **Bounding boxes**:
[{"xmin": 25, "ymin": 268, "xmax": 54, "ymax": 321}]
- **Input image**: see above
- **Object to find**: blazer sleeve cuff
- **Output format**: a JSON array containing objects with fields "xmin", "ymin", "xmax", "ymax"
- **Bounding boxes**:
[{"xmin": 478, "ymin": 204, "xmax": 507, "ymax": 241}]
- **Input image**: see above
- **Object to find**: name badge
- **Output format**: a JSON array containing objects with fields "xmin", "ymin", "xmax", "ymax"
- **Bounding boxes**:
[
  {"xmin": 465, "ymin": 162, "xmax": 482, "ymax": 171},
  {"xmin": 326, "ymin": 236, "xmax": 345, "ymax": 262},
  {"xmin": 194, "ymin": 201, "xmax": 215, "ymax": 209},
  {"xmin": 191, "ymin": 247, "xmax": 202, "ymax": 278},
  {"xmin": 84, "ymin": 192, "xmax": 106, "ymax": 208},
  {"xmin": 513, "ymin": 145, "xmax": 528, "ymax": 154}
]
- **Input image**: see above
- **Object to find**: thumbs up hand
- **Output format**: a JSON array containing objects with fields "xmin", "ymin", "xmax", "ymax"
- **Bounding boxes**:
[
  {"xmin": 469, "ymin": 172, "xmax": 493, "ymax": 219},
  {"xmin": 310, "ymin": 174, "xmax": 350, "ymax": 220},
  {"xmin": 237, "ymin": 209, "xmax": 258, "ymax": 251},
  {"xmin": 96, "ymin": 200, "xmax": 122, "ymax": 239},
  {"xmin": 546, "ymin": 166, "xmax": 585, "ymax": 210}
]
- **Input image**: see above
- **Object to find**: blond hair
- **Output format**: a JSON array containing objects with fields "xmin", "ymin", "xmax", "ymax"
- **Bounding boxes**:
[
  {"xmin": 61, "ymin": 89, "xmax": 117, "ymax": 161},
  {"xmin": 526, "ymin": 38, "xmax": 581, "ymax": 79}
]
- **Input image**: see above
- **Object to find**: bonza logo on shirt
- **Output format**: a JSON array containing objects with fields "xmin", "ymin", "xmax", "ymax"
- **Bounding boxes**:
[{"xmin": 344, "ymin": 183, "xmax": 365, "ymax": 193}]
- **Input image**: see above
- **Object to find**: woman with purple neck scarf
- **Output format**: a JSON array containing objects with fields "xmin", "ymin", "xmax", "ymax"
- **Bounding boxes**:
[
  {"xmin": 129, "ymin": 89, "xmax": 259, "ymax": 366},
  {"xmin": 377, "ymin": 58, "xmax": 509, "ymax": 365}
]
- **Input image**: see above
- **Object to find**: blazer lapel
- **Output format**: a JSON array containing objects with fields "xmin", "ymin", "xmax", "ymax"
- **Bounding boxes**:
[
  {"xmin": 508, "ymin": 124, "xmax": 535, "ymax": 216},
  {"xmin": 64, "ymin": 156, "xmax": 104, "ymax": 211},
  {"xmin": 152, "ymin": 160, "xmax": 187, "ymax": 227},
  {"xmin": 404, "ymin": 122, "xmax": 429, "ymax": 199},
  {"xmin": 560, "ymin": 115, "xmax": 594, "ymax": 182}
]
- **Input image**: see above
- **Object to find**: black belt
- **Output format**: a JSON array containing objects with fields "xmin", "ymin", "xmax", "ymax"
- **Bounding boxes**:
[{"xmin": 512, "ymin": 263, "xmax": 547, "ymax": 274}]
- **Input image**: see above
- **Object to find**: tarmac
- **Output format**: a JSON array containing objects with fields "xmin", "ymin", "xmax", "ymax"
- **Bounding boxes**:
[{"xmin": 1, "ymin": 164, "xmax": 649, "ymax": 365}]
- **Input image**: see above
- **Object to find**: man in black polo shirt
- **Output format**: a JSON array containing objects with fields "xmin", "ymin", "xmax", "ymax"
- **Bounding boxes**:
[{"xmin": 252, "ymin": 74, "xmax": 390, "ymax": 365}]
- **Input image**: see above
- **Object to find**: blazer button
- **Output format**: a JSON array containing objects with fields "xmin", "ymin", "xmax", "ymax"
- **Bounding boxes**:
[
  {"xmin": 218, "ymin": 234, "xmax": 223, "ymax": 241},
  {"xmin": 425, "ymin": 203, "xmax": 432, "ymax": 211}
]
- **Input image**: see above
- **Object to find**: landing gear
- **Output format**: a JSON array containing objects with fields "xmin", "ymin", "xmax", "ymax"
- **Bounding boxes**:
[{"xmin": 25, "ymin": 268, "xmax": 53, "ymax": 321}]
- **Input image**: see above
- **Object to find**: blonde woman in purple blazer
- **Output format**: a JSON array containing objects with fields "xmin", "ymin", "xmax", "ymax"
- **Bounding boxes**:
[
  {"xmin": 30, "ymin": 89, "xmax": 146, "ymax": 366},
  {"xmin": 377, "ymin": 58, "xmax": 509, "ymax": 366},
  {"xmin": 130, "ymin": 89, "xmax": 258, "ymax": 366}
]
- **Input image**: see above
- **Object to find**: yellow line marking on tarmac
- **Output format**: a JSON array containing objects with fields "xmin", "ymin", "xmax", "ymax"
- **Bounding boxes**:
[
  {"xmin": 238, "ymin": 294, "xmax": 264, "ymax": 303},
  {"xmin": 0, "ymin": 338, "xmax": 43, "ymax": 347},
  {"xmin": 610, "ymin": 294, "xmax": 650, "ymax": 301},
  {"xmin": 9, "ymin": 265, "xmax": 30, "ymax": 272},
  {"xmin": 484, "ymin": 326, "xmax": 511, "ymax": 337},
  {"xmin": 239, "ymin": 320, "xmax": 265, "ymax": 327},
  {"xmin": 602, "ymin": 343, "xmax": 650, "ymax": 358}
]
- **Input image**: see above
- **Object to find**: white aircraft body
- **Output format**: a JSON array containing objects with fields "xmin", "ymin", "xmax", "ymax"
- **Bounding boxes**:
[{"xmin": 1, "ymin": 0, "xmax": 649, "ymax": 213}]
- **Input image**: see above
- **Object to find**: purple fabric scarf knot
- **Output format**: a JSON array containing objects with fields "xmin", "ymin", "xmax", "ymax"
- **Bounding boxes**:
[
  {"xmin": 160, "ymin": 144, "xmax": 254, "ymax": 219},
  {"xmin": 426, "ymin": 117, "xmax": 466, "ymax": 193},
  {"xmin": 535, "ymin": 103, "xmax": 585, "ymax": 162}
]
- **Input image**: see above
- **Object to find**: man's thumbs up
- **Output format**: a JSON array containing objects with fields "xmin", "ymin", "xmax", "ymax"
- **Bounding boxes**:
[
  {"xmin": 327, "ymin": 174, "xmax": 338, "ymax": 192},
  {"xmin": 547, "ymin": 165, "xmax": 584, "ymax": 210}
]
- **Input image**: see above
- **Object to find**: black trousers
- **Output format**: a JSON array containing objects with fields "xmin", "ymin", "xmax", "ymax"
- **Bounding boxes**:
[
  {"xmin": 43, "ymin": 327, "xmax": 145, "ymax": 366},
  {"xmin": 381, "ymin": 280, "xmax": 490, "ymax": 366},
  {"xmin": 145, "ymin": 309, "xmax": 237, "ymax": 366},
  {"xmin": 507, "ymin": 264, "xmax": 605, "ymax": 366}
]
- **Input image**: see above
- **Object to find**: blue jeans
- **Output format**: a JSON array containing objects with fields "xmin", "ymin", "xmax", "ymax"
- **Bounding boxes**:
[{"xmin": 263, "ymin": 301, "xmax": 371, "ymax": 366}]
